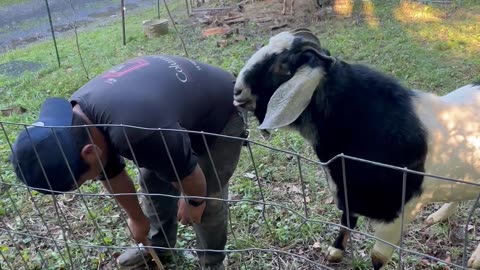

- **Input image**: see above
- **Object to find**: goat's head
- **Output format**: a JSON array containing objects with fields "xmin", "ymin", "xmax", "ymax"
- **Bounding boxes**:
[{"xmin": 233, "ymin": 28, "xmax": 335, "ymax": 130}]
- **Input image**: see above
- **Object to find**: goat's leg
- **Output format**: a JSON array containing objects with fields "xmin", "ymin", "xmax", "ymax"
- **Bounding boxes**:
[
  {"xmin": 281, "ymin": 0, "xmax": 287, "ymax": 15},
  {"xmin": 290, "ymin": 0, "xmax": 295, "ymax": 15},
  {"xmin": 371, "ymin": 220, "xmax": 402, "ymax": 270},
  {"xmin": 326, "ymin": 212, "xmax": 358, "ymax": 263},
  {"xmin": 468, "ymin": 242, "xmax": 480, "ymax": 269},
  {"xmin": 425, "ymin": 202, "xmax": 458, "ymax": 225},
  {"xmin": 371, "ymin": 201, "xmax": 421, "ymax": 270}
]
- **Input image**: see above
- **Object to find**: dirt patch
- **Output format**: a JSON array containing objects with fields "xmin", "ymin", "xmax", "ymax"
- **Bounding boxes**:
[
  {"xmin": 0, "ymin": 60, "xmax": 46, "ymax": 77},
  {"xmin": 189, "ymin": 0, "xmax": 334, "ymax": 37}
]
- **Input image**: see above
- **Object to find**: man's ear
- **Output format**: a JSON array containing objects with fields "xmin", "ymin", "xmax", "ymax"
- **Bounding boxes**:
[{"xmin": 80, "ymin": 144, "xmax": 102, "ymax": 166}]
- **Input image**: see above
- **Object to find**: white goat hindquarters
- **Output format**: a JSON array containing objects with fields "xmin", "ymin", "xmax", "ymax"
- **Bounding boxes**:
[{"xmin": 412, "ymin": 84, "xmax": 480, "ymax": 204}]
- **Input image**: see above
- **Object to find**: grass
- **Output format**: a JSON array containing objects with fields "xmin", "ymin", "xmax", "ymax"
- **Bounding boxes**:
[
  {"xmin": 0, "ymin": 0, "xmax": 28, "ymax": 8},
  {"xmin": 0, "ymin": 0, "xmax": 480, "ymax": 269}
]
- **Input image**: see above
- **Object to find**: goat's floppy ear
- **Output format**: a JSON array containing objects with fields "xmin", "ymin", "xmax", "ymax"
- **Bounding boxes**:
[{"xmin": 258, "ymin": 65, "xmax": 324, "ymax": 130}]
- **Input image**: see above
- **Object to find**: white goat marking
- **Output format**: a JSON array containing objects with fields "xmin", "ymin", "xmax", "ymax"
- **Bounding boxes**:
[
  {"xmin": 409, "ymin": 84, "xmax": 480, "ymax": 269},
  {"xmin": 370, "ymin": 195, "xmax": 424, "ymax": 269},
  {"xmin": 235, "ymin": 32, "xmax": 296, "ymax": 93},
  {"xmin": 468, "ymin": 242, "xmax": 480, "ymax": 268},
  {"xmin": 369, "ymin": 84, "xmax": 480, "ymax": 268},
  {"xmin": 426, "ymin": 201, "xmax": 458, "ymax": 225},
  {"xmin": 411, "ymin": 84, "xmax": 480, "ymax": 204}
]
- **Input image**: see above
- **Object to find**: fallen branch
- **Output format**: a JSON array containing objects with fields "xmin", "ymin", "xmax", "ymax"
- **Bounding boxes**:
[
  {"xmin": 271, "ymin": 23, "xmax": 288, "ymax": 30},
  {"xmin": 191, "ymin": 6, "xmax": 236, "ymax": 12},
  {"xmin": 147, "ymin": 245, "xmax": 165, "ymax": 270},
  {"xmin": 224, "ymin": 17, "xmax": 246, "ymax": 25}
]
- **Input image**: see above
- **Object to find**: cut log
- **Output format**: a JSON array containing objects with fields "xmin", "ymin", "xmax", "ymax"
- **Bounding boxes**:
[{"xmin": 201, "ymin": 26, "xmax": 231, "ymax": 38}]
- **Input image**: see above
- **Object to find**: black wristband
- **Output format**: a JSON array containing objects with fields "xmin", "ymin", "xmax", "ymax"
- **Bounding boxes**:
[{"xmin": 187, "ymin": 199, "xmax": 205, "ymax": 207}]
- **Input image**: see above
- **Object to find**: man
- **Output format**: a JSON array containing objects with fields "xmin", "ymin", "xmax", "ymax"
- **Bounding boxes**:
[{"xmin": 9, "ymin": 55, "xmax": 247, "ymax": 270}]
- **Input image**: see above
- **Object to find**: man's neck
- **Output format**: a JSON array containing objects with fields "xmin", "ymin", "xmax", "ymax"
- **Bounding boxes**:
[{"xmin": 72, "ymin": 104, "xmax": 109, "ymax": 164}]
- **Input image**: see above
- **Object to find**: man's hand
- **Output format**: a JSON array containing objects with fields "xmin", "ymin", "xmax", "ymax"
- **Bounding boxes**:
[
  {"xmin": 100, "ymin": 170, "xmax": 151, "ymax": 244},
  {"xmin": 172, "ymin": 165, "xmax": 208, "ymax": 225},
  {"xmin": 127, "ymin": 215, "xmax": 151, "ymax": 244},
  {"xmin": 177, "ymin": 198, "xmax": 206, "ymax": 225}
]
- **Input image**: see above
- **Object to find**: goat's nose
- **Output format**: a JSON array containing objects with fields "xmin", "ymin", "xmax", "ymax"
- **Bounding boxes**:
[{"xmin": 234, "ymin": 87, "xmax": 242, "ymax": 96}]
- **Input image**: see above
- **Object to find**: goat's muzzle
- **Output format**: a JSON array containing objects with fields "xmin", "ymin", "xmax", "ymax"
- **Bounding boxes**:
[
  {"xmin": 233, "ymin": 99, "xmax": 246, "ymax": 106},
  {"xmin": 233, "ymin": 87, "xmax": 256, "ymax": 111}
]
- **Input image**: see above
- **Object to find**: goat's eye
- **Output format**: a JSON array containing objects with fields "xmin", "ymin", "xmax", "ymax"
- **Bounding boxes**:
[{"xmin": 273, "ymin": 62, "xmax": 291, "ymax": 76}]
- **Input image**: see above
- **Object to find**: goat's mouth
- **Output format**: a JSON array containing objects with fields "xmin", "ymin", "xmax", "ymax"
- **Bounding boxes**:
[
  {"xmin": 233, "ymin": 99, "xmax": 256, "ymax": 111},
  {"xmin": 233, "ymin": 100, "xmax": 246, "ymax": 106}
]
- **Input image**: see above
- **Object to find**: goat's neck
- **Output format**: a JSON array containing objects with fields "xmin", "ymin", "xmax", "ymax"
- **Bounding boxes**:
[{"xmin": 291, "ymin": 106, "xmax": 319, "ymax": 147}]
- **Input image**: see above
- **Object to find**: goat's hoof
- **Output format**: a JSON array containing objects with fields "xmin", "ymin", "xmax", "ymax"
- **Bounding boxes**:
[
  {"xmin": 371, "ymin": 251, "xmax": 388, "ymax": 270},
  {"xmin": 468, "ymin": 254, "xmax": 480, "ymax": 269},
  {"xmin": 326, "ymin": 246, "xmax": 343, "ymax": 263}
]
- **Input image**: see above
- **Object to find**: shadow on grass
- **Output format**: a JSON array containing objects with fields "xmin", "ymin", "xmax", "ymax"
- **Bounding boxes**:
[{"xmin": 315, "ymin": 0, "xmax": 479, "ymax": 94}]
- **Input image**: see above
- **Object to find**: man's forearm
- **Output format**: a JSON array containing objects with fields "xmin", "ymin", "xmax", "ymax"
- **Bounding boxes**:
[
  {"xmin": 101, "ymin": 170, "xmax": 145, "ymax": 220},
  {"xmin": 175, "ymin": 165, "xmax": 207, "ymax": 202}
]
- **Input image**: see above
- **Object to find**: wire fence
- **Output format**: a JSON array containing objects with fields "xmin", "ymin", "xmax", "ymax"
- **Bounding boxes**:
[
  {"xmin": 0, "ymin": 120, "xmax": 479, "ymax": 270},
  {"xmin": 0, "ymin": 0, "xmax": 468, "ymax": 80},
  {"xmin": 0, "ymin": 0, "xmax": 477, "ymax": 268}
]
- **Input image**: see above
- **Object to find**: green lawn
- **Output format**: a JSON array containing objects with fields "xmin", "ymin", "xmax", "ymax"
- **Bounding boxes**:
[
  {"xmin": 0, "ymin": 0, "xmax": 28, "ymax": 8},
  {"xmin": 0, "ymin": 0, "xmax": 479, "ymax": 269}
]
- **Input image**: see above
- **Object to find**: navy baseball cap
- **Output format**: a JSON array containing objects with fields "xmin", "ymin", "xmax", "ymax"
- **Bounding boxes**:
[{"xmin": 9, "ymin": 98, "xmax": 85, "ymax": 194}]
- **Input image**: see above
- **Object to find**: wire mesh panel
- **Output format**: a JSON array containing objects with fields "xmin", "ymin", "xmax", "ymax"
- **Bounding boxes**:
[{"xmin": 0, "ymin": 121, "xmax": 479, "ymax": 270}]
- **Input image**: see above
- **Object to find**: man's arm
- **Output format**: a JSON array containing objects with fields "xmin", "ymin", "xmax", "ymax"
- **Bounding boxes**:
[
  {"xmin": 172, "ymin": 164, "xmax": 207, "ymax": 202},
  {"xmin": 101, "ymin": 169, "xmax": 150, "ymax": 244},
  {"xmin": 173, "ymin": 164, "xmax": 208, "ymax": 225}
]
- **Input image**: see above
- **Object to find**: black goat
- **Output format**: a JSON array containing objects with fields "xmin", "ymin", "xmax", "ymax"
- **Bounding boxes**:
[{"xmin": 233, "ymin": 28, "xmax": 480, "ymax": 269}]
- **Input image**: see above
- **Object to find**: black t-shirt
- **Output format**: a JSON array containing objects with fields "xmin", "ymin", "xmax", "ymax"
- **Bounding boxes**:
[{"xmin": 69, "ymin": 55, "xmax": 237, "ymax": 181}]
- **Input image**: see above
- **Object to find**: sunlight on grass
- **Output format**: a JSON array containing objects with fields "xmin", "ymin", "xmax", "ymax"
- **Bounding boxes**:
[
  {"xmin": 394, "ymin": 1, "xmax": 445, "ymax": 23},
  {"xmin": 362, "ymin": 0, "xmax": 379, "ymax": 28},
  {"xmin": 414, "ymin": 24, "xmax": 480, "ymax": 55},
  {"xmin": 332, "ymin": 0, "xmax": 378, "ymax": 28},
  {"xmin": 393, "ymin": 1, "xmax": 480, "ymax": 56},
  {"xmin": 333, "ymin": 0, "xmax": 353, "ymax": 17}
]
